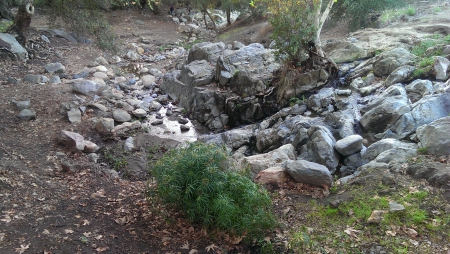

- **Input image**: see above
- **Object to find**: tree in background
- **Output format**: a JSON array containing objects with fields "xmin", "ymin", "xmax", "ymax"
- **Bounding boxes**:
[
  {"xmin": 220, "ymin": 0, "xmax": 248, "ymax": 26},
  {"xmin": 252, "ymin": 0, "xmax": 335, "ymax": 66},
  {"xmin": 331, "ymin": 0, "xmax": 406, "ymax": 29}
]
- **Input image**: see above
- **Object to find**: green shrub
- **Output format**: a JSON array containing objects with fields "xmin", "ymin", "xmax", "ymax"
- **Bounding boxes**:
[
  {"xmin": 150, "ymin": 142, "xmax": 276, "ymax": 236},
  {"xmin": 403, "ymin": 6, "xmax": 416, "ymax": 16},
  {"xmin": 268, "ymin": 0, "xmax": 316, "ymax": 66}
]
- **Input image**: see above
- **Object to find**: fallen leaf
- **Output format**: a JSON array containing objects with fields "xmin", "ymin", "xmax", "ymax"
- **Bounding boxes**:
[
  {"xmin": 14, "ymin": 244, "xmax": 29, "ymax": 254},
  {"xmin": 386, "ymin": 230, "xmax": 396, "ymax": 236},
  {"xmin": 344, "ymin": 227, "xmax": 361, "ymax": 240},
  {"xmin": 189, "ymin": 250, "xmax": 198, "ymax": 254},
  {"xmin": 188, "ymin": 226, "xmax": 194, "ymax": 234},
  {"xmin": 42, "ymin": 229, "xmax": 50, "ymax": 235},
  {"xmin": 83, "ymin": 232, "xmax": 92, "ymax": 237},
  {"xmin": 404, "ymin": 228, "xmax": 418, "ymax": 237},
  {"xmin": 205, "ymin": 243, "xmax": 218, "ymax": 252},
  {"xmin": 181, "ymin": 241, "xmax": 189, "ymax": 249},
  {"xmin": 65, "ymin": 229, "xmax": 74, "ymax": 234},
  {"xmin": 95, "ymin": 235, "xmax": 103, "ymax": 240},
  {"xmin": 82, "ymin": 219, "xmax": 90, "ymax": 226},
  {"xmin": 96, "ymin": 246, "xmax": 109, "ymax": 253}
]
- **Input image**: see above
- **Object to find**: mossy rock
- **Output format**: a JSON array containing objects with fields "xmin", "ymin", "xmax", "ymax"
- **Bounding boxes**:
[{"xmin": 0, "ymin": 19, "xmax": 13, "ymax": 33}]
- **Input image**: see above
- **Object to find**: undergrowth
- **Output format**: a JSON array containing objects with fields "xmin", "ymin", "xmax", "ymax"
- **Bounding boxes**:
[{"xmin": 149, "ymin": 142, "xmax": 276, "ymax": 237}]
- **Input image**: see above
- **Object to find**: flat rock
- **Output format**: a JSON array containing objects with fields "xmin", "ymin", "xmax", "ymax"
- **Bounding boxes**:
[
  {"xmin": 18, "ymin": 109, "xmax": 36, "ymax": 121},
  {"xmin": 285, "ymin": 159, "xmax": 333, "ymax": 188},
  {"xmin": 112, "ymin": 109, "xmax": 131, "ymax": 122},
  {"xmin": 335, "ymin": 135, "xmax": 364, "ymax": 156}
]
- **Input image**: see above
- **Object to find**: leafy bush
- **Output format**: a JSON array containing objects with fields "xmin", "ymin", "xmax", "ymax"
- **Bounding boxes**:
[
  {"xmin": 150, "ymin": 142, "xmax": 276, "ymax": 236},
  {"xmin": 268, "ymin": 0, "xmax": 316, "ymax": 66}
]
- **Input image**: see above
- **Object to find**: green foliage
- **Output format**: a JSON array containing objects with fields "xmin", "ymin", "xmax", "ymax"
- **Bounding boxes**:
[
  {"xmin": 417, "ymin": 147, "xmax": 429, "ymax": 154},
  {"xmin": 412, "ymin": 40, "xmax": 440, "ymax": 57},
  {"xmin": 433, "ymin": 6, "xmax": 442, "ymax": 12},
  {"xmin": 404, "ymin": 6, "xmax": 416, "ymax": 16},
  {"xmin": 103, "ymin": 144, "xmax": 129, "ymax": 176},
  {"xmin": 334, "ymin": 0, "xmax": 406, "ymax": 29},
  {"xmin": 268, "ymin": 0, "xmax": 317, "ymax": 66},
  {"xmin": 289, "ymin": 97, "xmax": 301, "ymax": 107},
  {"xmin": 150, "ymin": 142, "xmax": 276, "ymax": 236},
  {"xmin": 418, "ymin": 57, "xmax": 434, "ymax": 68}
]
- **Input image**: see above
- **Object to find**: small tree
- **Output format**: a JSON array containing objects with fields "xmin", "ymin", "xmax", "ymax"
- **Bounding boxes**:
[{"xmin": 252, "ymin": 0, "xmax": 336, "ymax": 66}]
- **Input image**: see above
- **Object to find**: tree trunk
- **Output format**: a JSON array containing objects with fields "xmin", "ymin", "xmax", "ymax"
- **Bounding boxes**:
[
  {"xmin": 203, "ymin": 7, "xmax": 217, "ymax": 31},
  {"xmin": 13, "ymin": 0, "xmax": 34, "ymax": 45},
  {"xmin": 314, "ymin": 0, "xmax": 334, "ymax": 58},
  {"xmin": 226, "ymin": 8, "xmax": 231, "ymax": 26}
]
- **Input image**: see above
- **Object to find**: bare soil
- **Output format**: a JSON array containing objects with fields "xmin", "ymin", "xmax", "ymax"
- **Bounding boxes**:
[{"xmin": 1, "ymin": 3, "xmax": 450, "ymax": 254}]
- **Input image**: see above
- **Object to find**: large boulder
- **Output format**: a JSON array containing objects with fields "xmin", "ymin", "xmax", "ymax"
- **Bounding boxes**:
[
  {"xmin": 244, "ymin": 144, "xmax": 296, "ymax": 178},
  {"xmin": 305, "ymin": 126, "xmax": 340, "ymax": 173},
  {"xmin": 383, "ymin": 65, "xmax": 415, "ymax": 87},
  {"xmin": 416, "ymin": 116, "xmax": 450, "ymax": 156},
  {"xmin": 363, "ymin": 138, "xmax": 417, "ymax": 162},
  {"xmin": 187, "ymin": 42, "xmax": 227, "ymax": 64},
  {"xmin": 410, "ymin": 93, "xmax": 450, "ymax": 127},
  {"xmin": 0, "ymin": 33, "xmax": 28, "ymax": 60},
  {"xmin": 405, "ymin": 79, "xmax": 434, "ymax": 103},
  {"xmin": 219, "ymin": 43, "xmax": 280, "ymax": 97},
  {"xmin": 373, "ymin": 48, "xmax": 416, "ymax": 77},
  {"xmin": 407, "ymin": 162, "xmax": 450, "ymax": 187},
  {"xmin": 360, "ymin": 85, "xmax": 410, "ymax": 134},
  {"xmin": 285, "ymin": 160, "xmax": 333, "ymax": 187},
  {"xmin": 335, "ymin": 135, "xmax": 364, "ymax": 156},
  {"xmin": 322, "ymin": 41, "xmax": 369, "ymax": 63}
]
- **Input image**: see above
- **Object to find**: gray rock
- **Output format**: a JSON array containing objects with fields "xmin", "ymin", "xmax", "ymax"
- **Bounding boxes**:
[
  {"xmin": 44, "ymin": 62, "xmax": 66, "ymax": 73},
  {"xmin": 187, "ymin": 42, "xmax": 227, "ymax": 64},
  {"xmin": 49, "ymin": 76, "xmax": 61, "ymax": 84},
  {"xmin": 285, "ymin": 159, "xmax": 333, "ymax": 187},
  {"xmin": 335, "ymin": 135, "xmax": 363, "ymax": 156},
  {"xmin": 0, "ymin": 33, "xmax": 28, "ymax": 60},
  {"xmin": 306, "ymin": 126, "xmax": 340, "ymax": 173},
  {"xmin": 360, "ymin": 89, "xmax": 410, "ymax": 134},
  {"xmin": 67, "ymin": 108, "xmax": 81, "ymax": 123},
  {"xmin": 151, "ymin": 120, "xmax": 163, "ymax": 125},
  {"xmin": 18, "ymin": 109, "xmax": 36, "ymax": 120},
  {"xmin": 95, "ymin": 56, "xmax": 109, "ymax": 66},
  {"xmin": 344, "ymin": 149, "xmax": 365, "ymax": 170},
  {"xmin": 112, "ymin": 109, "xmax": 131, "ymax": 122},
  {"xmin": 405, "ymin": 79, "xmax": 434, "ymax": 103},
  {"xmin": 180, "ymin": 124, "xmax": 190, "ymax": 131},
  {"xmin": 149, "ymin": 100, "xmax": 162, "ymax": 111},
  {"xmin": 59, "ymin": 130, "xmax": 85, "ymax": 152},
  {"xmin": 411, "ymin": 93, "xmax": 450, "ymax": 127},
  {"xmin": 84, "ymin": 141, "xmax": 99, "ymax": 153},
  {"xmin": 244, "ymin": 144, "xmax": 296, "ymax": 178},
  {"xmin": 289, "ymin": 104, "xmax": 307, "ymax": 115},
  {"xmin": 124, "ymin": 137, "xmax": 135, "ymax": 151},
  {"xmin": 141, "ymin": 74, "xmax": 156, "ymax": 88},
  {"xmin": 94, "ymin": 118, "xmax": 115, "ymax": 133},
  {"xmin": 373, "ymin": 48, "xmax": 416, "ymax": 77},
  {"xmin": 381, "ymin": 112, "xmax": 417, "ymax": 139},
  {"xmin": 218, "ymin": 70, "xmax": 232, "ymax": 85},
  {"xmin": 363, "ymin": 138, "xmax": 417, "ymax": 163},
  {"xmin": 434, "ymin": 56, "xmax": 450, "ymax": 81},
  {"xmin": 416, "ymin": 116, "xmax": 450, "ymax": 156},
  {"xmin": 322, "ymin": 40, "xmax": 368, "ymax": 63},
  {"xmin": 178, "ymin": 117, "xmax": 189, "ymax": 124},
  {"xmin": 87, "ymin": 153, "xmax": 99, "ymax": 163},
  {"xmin": 72, "ymin": 80, "xmax": 106, "ymax": 95},
  {"xmin": 126, "ymin": 50, "xmax": 140, "ymax": 61},
  {"xmin": 132, "ymin": 108, "xmax": 147, "ymax": 118},
  {"xmin": 407, "ymin": 162, "xmax": 450, "ymax": 187},
  {"xmin": 11, "ymin": 100, "xmax": 30, "ymax": 110},
  {"xmin": 93, "ymin": 72, "xmax": 108, "ymax": 80},
  {"xmin": 389, "ymin": 201, "xmax": 405, "ymax": 213},
  {"xmin": 111, "ymin": 121, "xmax": 141, "ymax": 135},
  {"xmin": 383, "ymin": 65, "xmax": 415, "ymax": 87},
  {"xmin": 24, "ymin": 74, "xmax": 48, "ymax": 84}
]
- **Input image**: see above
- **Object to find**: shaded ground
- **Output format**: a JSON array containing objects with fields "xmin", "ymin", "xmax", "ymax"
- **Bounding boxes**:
[{"xmin": 1, "ymin": 3, "xmax": 450, "ymax": 254}]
